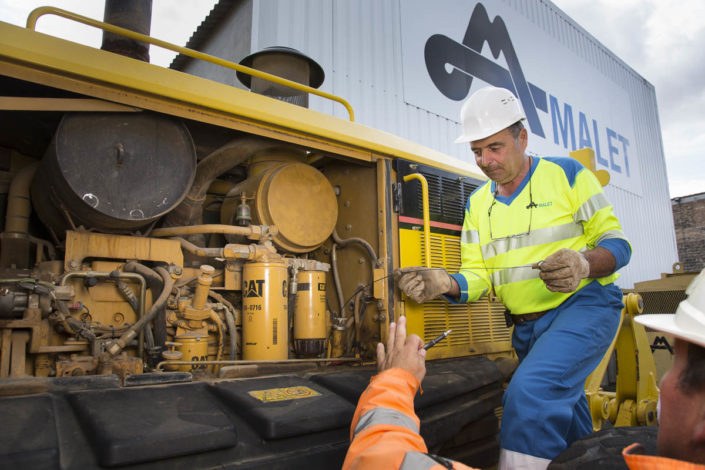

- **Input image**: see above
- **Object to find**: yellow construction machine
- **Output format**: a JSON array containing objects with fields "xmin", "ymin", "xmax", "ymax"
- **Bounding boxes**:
[{"xmin": 0, "ymin": 3, "xmax": 663, "ymax": 469}]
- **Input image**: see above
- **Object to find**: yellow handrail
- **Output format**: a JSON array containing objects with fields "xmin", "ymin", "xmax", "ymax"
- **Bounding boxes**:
[
  {"xmin": 26, "ymin": 6, "xmax": 355, "ymax": 121},
  {"xmin": 403, "ymin": 173, "xmax": 431, "ymax": 268}
]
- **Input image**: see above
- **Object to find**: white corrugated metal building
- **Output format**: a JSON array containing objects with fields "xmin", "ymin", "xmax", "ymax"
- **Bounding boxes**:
[{"xmin": 172, "ymin": 0, "xmax": 677, "ymax": 289}]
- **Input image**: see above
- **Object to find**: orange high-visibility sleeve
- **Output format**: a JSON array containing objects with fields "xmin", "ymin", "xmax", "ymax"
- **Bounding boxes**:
[{"xmin": 342, "ymin": 368, "xmax": 476, "ymax": 470}]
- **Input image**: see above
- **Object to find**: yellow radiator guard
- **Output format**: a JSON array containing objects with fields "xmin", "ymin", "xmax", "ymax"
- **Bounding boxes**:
[{"xmin": 399, "ymin": 228, "xmax": 513, "ymax": 360}]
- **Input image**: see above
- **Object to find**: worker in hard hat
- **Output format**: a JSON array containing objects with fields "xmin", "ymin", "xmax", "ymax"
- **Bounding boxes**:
[
  {"xmin": 343, "ymin": 315, "xmax": 477, "ymax": 470},
  {"xmin": 395, "ymin": 86, "xmax": 632, "ymax": 469},
  {"xmin": 626, "ymin": 269, "xmax": 705, "ymax": 468}
]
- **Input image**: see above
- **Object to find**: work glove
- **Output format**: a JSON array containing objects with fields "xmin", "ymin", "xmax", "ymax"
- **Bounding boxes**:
[
  {"xmin": 394, "ymin": 267, "xmax": 452, "ymax": 303},
  {"xmin": 536, "ymin": 248, "xmax": 590, "ymax": 293}
]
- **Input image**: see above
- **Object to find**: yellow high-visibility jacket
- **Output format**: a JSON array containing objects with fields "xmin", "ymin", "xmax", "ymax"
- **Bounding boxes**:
[{"xmin": 451, "ymin": 156, "xmax": 629, "ymax": 315}]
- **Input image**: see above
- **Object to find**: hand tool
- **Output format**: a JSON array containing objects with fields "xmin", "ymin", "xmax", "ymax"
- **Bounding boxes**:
[{"xmin": 423, "ymin": 329, "xmax": 452, "ymax": 350}]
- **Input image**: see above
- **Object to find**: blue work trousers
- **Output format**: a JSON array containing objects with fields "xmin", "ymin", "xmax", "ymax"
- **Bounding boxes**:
[{"xmin": 499, "ymin": 281, "xmax": 623, "ymax": 461}]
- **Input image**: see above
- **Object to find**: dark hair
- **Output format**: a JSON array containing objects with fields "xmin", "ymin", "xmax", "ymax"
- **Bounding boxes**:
[
  {"xmin": 680, "ymin": 341, "xmax": 705, "ymax": 392},
  {"xmin": 508, "ymin": 121, "xmax": 524, "ymax": 139}
]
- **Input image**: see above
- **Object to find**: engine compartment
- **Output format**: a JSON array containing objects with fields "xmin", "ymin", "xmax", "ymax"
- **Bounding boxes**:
[{"xmin": 0, "ymin": 91, "xmax": 387, "ymax": 383}]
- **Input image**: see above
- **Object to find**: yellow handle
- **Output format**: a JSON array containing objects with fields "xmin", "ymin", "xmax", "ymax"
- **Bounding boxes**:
[
  {"xmin": 403, "ymin": 173, "xmax": 431, "ymax": 268},
  {"xmin": 26, "ymin": 6, "xmax": 355, "ymax": 121}
]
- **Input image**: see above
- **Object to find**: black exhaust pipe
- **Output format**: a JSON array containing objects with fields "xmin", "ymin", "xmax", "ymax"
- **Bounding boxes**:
[{"xmin": 101, "ymin": 0, "xmax": 153, "ymax": 62}]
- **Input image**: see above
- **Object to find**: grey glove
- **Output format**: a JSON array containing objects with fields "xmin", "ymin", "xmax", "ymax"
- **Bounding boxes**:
[
  {"xmin": 536, "ymin": 248, "xmax": 590, "ymax": 293},
  {"xmin": 394, "ymin": 267, "xmax": 452, "ymax": 303}
]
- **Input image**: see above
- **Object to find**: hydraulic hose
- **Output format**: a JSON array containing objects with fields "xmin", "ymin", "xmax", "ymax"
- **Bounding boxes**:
[
  {"xmin": 107, "ymin": 266, "xmax": 173, "ymax": 356},
  {"xmin": 115, "ymin": 275, "xmax": 156, "ymax": 354},
  {"xmin": 331, "ymin": 244, "xmax": 345, "ymax": 318},
  {"xmin": 332, "ymin": 229, "xmax": 379, "ymax": 267},
  {"xmin": 208, "ymin": 310, "xmax": 224, "ymax": 374},
  {"xmin": 209, "ymin": 290, "xmax": 238, "ymax": 360},
  {"xmin": 123, "ymin": 262, "xmax": 167, "ymax": 354},
  {"xmin": 162, "ymin": 137, "xmax": 285, "ymax": 228}
]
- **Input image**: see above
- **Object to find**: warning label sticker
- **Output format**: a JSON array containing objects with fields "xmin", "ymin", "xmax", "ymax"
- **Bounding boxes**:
[{"xmin": 248, "ymin": 386, "xmax": 321, "ymax": 403}]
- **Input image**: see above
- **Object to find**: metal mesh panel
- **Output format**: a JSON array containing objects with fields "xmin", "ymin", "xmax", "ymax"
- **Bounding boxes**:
[
  {"xmin": 420, "ymin": 232, "xmax": 512, "ymax": 349},
  {"xmin": 412, "ymin": 172, "xmax": 476, "ymax": 226},
  {"xmin": 638, "ymin": 290, "xmax": 687, "ymax": 314}
]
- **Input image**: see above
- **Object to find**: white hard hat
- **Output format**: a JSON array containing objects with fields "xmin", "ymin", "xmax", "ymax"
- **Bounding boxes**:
[
  {"xmin": 454, "ymin": 86, "xmax": 527, "ymax": 144},
  {"xmin": 636, "ymin": 269, "xmax": 705, "ymax": 348}
]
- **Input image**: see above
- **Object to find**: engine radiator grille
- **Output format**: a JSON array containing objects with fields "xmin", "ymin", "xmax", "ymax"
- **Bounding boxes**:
[{"xmin": 399, "ymin": 229, "xmax": 513, "ymax": 359}]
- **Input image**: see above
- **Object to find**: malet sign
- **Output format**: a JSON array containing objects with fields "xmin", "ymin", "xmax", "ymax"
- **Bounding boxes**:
[{"xmin": 401, "ymin": 1, "xmax": 641, "ymax": 195}]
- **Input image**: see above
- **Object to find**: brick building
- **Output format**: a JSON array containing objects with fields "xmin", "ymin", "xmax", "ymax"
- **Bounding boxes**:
[{"xmin": 672, "ymin": 191, "xmax": 705, "ymax": 272}]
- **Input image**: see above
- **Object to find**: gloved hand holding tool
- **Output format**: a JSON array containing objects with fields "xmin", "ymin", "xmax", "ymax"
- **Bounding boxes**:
[
  {"xmin": 394, "ymin": 267, "xmax": 452, "ymax": 304},
  {"xmin": 534, "ymin": 248, "xmax": 590, "ymax": 293}
]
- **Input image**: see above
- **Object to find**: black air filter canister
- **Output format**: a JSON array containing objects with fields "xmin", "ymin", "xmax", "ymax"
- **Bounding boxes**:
[{"xmin": 31, "ymin": 112, "xmax": 196, "ymax": 235}]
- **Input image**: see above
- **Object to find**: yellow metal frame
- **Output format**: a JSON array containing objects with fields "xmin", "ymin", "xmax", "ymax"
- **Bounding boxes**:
[
  {"xmin": 26, "ymin": 6, "xmax": 354, "ymax": 121},
  {"xmin": 402, "ymin": 173, "xmax": 431, "ymax": 268},
  {"xmin": 0, "ymin": 19, "xmax": 485, "ymax": 180},
  {"xmin": 585, "ymin": 293, "xmax": 660, "ymax": 430},
  {"xmin": 64, "ymin": 231, "xmax": 184, "ymax": 271},
  {"xmin": 0, "ymin": 97, "xmax": 140, "ymax": 112}
]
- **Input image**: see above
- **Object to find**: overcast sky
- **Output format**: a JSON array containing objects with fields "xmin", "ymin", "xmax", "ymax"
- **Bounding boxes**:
[
  {"xmin": 551, "ymin": 0, "xmax": 705, "ymax": 198},
  {"xmin": 1, "ymin": 0, "xmax": 702, "ymax": 198}
]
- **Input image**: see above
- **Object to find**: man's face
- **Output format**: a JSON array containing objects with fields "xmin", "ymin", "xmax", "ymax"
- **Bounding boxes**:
[
  {"xmin": 470, "ymin": 127, "xmax": 528, "ymax": 185},
  {"xmin": 657, "ymin": 338, "xmax": 705, "ymax": 461}
]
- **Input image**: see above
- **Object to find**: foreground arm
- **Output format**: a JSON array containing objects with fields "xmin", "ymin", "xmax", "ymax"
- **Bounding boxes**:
[{"xmin": 342, "ymin": 316, "xmax": 475, "ymax": 470}]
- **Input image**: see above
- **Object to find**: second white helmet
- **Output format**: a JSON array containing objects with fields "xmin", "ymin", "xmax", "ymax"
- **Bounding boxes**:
[{"xmin": 454, "ymin": 86, "xmax": 526, "ymax": 143}]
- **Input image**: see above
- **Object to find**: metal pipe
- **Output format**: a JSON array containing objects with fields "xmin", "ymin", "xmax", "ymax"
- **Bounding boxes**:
[
  {"xmin": 151, "ymin": 224, "xmax": 273, "ymax": 239},
  {"xmin": 115, "ymin": 277, "xmax": 156, "ymax": 354},
  {"xmin": 0, "ymin": 278, "xmax": 54, "ymax": 289},
  {"xmin": 332, "ymin": 229, "xmax": 379, "ymax": 267},
  {"xmin": 157, "ymin": 138, "xmax": 283, "ymax": 240},
  {"xmin": 106, "ymin": 267, "xmax": 172, "ymax": 356},
  {"xmin": 4, "ymin": 162, "xmax": 37, "ymax": 234},
  {"xmin": 27, "ymin": 235, "xmax": 55, "ymax": 261},
  {"xmin": 101, "ymin": 0, "xmax": 152, "ymax": 62},
  {"xmin": 59, "ymin": 271, "xmax": 147, "ymax": 356},
  {"xmin": 331, "ymin": 244, "xmax": 345, "ymax": 317},
  {"xmin": 172, "ymin": 237, "xmax": 222, "ymax": 258},
  {"xmin": 27, "ymin": 7, "xmax": 355, "ymax": 120},
  {"xmin": 192, "ymin": 265, "xmax": 214, "ymax": 311},
  {"xmin": 123, "ymin": 262, "xmax": 166, "ymax": 356},
  {"xmin": 353, "ymin": 289, "xmax": 363, "ymax": 349}
]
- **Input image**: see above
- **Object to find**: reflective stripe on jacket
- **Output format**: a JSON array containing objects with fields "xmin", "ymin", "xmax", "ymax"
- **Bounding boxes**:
[
  {"xmin": 623, "ymin": 443, "xmax": 705, "ymax": 469},
  {"xmin": 453, "ymin": 156, "xmax": 629, "ymax": 314},
  {"xmin": 342, "ymin": 368, "xmax": 475, "ymax": 470}
]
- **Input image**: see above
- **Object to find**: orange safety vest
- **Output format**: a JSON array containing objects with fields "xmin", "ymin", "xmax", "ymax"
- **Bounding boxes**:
[
  {"xmin": 623, "ymin": 443, "xmax": 705, "ymax": 469},
  {"xmin": 342, "ymin": 367, "xmax": 477, "ymax": 470}
]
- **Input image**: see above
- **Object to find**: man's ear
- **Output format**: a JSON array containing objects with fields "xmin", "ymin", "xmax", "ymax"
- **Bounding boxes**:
[
  {"xmin": 692, "ymin": 399, "xmax": 705, "ymax": 444},
  {"xmin": 518, "ymin": 128, "xmax": 528, "ymax": 151}
]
